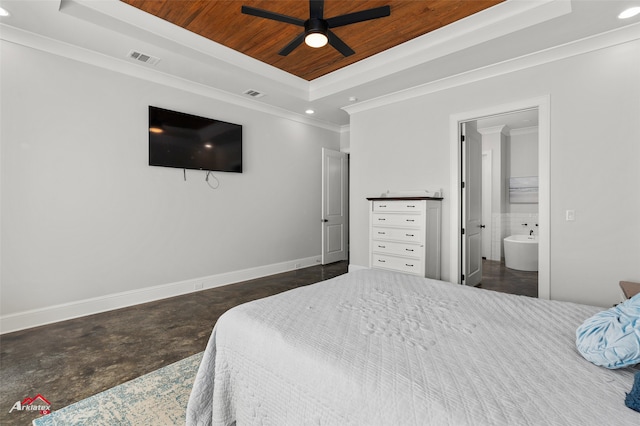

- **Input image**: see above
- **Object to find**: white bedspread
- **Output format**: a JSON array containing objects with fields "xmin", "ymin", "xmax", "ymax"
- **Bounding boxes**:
[{"xmin": 187, "ymin": 269, "xmax": 639, "ymax": 425}]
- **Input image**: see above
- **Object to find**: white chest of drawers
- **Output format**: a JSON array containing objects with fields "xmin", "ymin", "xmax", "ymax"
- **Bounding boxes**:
[{"xmin": 367, "ymin": 197, "xmax": 442, "ymax": 279}]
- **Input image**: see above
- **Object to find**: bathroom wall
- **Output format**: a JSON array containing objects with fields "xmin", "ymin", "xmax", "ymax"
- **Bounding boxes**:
[
  {"xmin": 510, "ymin": 127, "xmax": 539, "ymax": 216},
  {"xmin": 508, "ymin": 126, "xmax": 539, "ymax": 239},
  {"xmin": 481, "ymin": 124, "xmax": 539, "ymax": 260}
]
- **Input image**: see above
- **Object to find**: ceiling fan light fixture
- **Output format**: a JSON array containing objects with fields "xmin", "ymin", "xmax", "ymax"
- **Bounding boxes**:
[
  {"xmin": 242, "ymin": 1, "xmax": 391, "ymax": 56},
  {"xmin": 305, "ymin": 32, "xmax": 328, "ymax": 48},
  {"xmin": 304, "ymin": 18, "xmax": 329, "ymax": 48}
]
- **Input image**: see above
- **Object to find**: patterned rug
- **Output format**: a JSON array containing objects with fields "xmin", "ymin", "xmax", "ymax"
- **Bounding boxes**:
[{"xmin": 32, "ymin": 352, "xmax": 203, "ymax": 426}]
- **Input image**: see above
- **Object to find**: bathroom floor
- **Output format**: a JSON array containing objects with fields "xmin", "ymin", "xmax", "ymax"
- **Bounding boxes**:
[{"xmin": 477, "ymin": 258, "xmax": 538, "ymax": 297}]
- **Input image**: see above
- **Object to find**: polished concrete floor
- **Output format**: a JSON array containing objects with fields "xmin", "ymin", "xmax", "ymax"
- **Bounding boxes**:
[
  {"xmin": 0, "ymin": 261, "xmax": 348, "ymax": 426},
  {"xmin": 477, "ymin": 258, "xmax": 539, "ymax": 297},
  {"xmin": 0, "ymin": 260, "xmax": 535, "ymax": 425}
]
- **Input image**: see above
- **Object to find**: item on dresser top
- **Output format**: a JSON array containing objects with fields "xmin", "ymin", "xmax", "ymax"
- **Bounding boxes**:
[{"xmin": 380, "ymin": 189, "xmax": 442, "ymax": 198}]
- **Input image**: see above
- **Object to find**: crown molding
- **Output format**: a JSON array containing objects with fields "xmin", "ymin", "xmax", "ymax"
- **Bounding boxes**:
[
  {"xmin": 343, "ymin": 22, "xmax": 640, "ymax": 116},
  {"xmin": 59, "ymin": 0, "xmax": 309, "ymax": 96},
  {"xmin": 478, "ymin": 125, "xmax": 508, "ymax": 136},
  {"xmin": 309, "ymin": 0, "xmax": 572, "ymax": 100},
  {"xmin": 0, "ymin": 24, "xmax": 341, "ymax": 133},
  {"xmin": 510, "ymin": 126, "xmax": 539, "ymax": 136}
]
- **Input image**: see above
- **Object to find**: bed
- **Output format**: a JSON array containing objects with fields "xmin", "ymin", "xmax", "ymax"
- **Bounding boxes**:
[{"xmin": 186, "ymin": 269, "xmax": 639, "ymax": 425}]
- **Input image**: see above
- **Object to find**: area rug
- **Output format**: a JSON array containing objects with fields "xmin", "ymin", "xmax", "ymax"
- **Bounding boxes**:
[{"xmin": 32, "ymin": 352, "xmax": 203, "ymax": 426}]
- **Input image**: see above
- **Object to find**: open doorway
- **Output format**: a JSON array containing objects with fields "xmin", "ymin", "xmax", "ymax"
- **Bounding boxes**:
[
  {"xmin": 473, "ymin": 110, "xmax": 539, "ymax": 297},
  {"xmin": 450, "ymin": 96, "xmax": 550, "ymax": 299}
]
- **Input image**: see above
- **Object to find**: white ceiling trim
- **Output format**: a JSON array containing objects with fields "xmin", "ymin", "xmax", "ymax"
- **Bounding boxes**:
[
  {"xmin": 510, "ymin": 126, "xmax": 539, "ymax": 136},
  {"xmin": 61, "ymin": 0, "xmax": 572, "ymax": 103},
  {"xmin": 343, "ymin": 21, "xmax": 640, "ymax": 116},
  {"xmin": 59, "ymin": 0, "xmax": 310, "ymax": 97},
  {"xmin": 309, "ymin": 0, "xmax": 572, "ymax": 100},
  {"xmin": 0, "ymin": 24, "xmax": 342, "ymax": 132},
  {"xmin": 477, "ymin": 125, "xmax": 509, "ymax": 136}
]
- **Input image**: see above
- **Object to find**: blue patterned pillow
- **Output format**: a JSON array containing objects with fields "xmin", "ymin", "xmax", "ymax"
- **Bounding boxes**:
[{"xmin": 576, "ymin": 293, "xmax": 640, "ymax": 369}]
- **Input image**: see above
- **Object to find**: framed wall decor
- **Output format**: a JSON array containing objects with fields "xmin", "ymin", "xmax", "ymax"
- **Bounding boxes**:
[{"xmin": 509, "ymin": 176, "xmax": 539, "ymax": 204}]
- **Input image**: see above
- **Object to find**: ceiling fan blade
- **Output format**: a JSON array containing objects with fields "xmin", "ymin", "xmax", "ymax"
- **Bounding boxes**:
[
  {"xmin": 278, "ymin": 32, "xmax": 305, "ymax": 56},
  {"xmin": 309, "ymin": 0, "xmax": 324, "ymax": 19},
  {"xmin": 327, "ymin": 30, "xmax": 355, "ymax": 57},
  {"xmin": 326, "ymin": 5, "xmax": 391, "ymax": 28},
  {"xmin": 241, "ymin": 5, "xmax": 305, "ymax": 26}
]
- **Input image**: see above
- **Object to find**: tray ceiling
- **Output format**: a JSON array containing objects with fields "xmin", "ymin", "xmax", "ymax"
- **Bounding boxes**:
[{"xmin": 120, "ymin": 0, "xmax": 505, "ymax": 81}]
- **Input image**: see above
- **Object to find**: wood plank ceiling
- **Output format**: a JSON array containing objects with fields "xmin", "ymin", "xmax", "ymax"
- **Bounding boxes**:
[{"xmin": 120, "ymin": 0, "xmax": 505, "ymax": 81}]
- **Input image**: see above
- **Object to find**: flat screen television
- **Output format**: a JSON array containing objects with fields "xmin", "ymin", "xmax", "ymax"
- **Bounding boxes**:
[{"xmin": 148, "ymin": 106, "xmax": 242, "ymax": 173}]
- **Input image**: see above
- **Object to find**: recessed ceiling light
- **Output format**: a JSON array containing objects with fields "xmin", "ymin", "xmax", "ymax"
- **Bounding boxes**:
[
  {"xmin": 0, "ymin": 7, "xmax": 10, "ymax": 17},
  {"xmin": 619, "ymin": 7, "xmax": 640, "ymax": 19},
  {"xmin": 305, "ymin": 109, "xmax": 315, "ymax": 115}
]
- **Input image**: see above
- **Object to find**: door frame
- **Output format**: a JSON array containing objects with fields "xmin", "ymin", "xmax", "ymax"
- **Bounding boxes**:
[
  {"xmin": 481, "ymin": 150, "xmax": 492, "ymax": 260},
  {"xmin": 449, "ymin": 95, "xmax": 550, "ymax": 299}
]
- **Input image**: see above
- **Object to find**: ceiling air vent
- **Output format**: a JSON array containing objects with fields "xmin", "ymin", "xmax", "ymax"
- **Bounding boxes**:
[
  {"xmin": 243, "ymin": 89, "xmax": 265, "ymax": 98},
  {"xmin": 127, "ymin": 50, "xmax": 161, "ymax": 66}
]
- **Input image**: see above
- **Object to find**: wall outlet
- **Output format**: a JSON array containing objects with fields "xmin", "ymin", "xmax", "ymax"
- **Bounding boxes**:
[
  {"xmin": 194, "ymin": 282, "xmax": 204, "ymax": 290},
  {"xmin": 295, "ymin": 263, "xmax": 301, "ymax": 269},
  {"xmin": 565, "ymin": 210, "xmax": 575, "ymax": 221}
]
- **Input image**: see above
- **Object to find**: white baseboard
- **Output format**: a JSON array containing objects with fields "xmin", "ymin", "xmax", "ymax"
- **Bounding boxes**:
[{"xmin": 0, "ymin": 256, "xmax": 321, "ymax": 334}]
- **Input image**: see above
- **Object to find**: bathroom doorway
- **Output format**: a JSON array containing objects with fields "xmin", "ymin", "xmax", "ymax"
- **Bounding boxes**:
[{"xmin": 460, "ymin": 108, "xmax": 540, "ymax": 297}]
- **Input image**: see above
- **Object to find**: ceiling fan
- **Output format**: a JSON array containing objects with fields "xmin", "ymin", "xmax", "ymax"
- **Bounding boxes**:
[{"xmin": 241, "ymin": 0, "xmax": 391, "ymax": 57}]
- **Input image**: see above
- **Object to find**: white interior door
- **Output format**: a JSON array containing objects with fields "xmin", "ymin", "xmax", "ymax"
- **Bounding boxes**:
[
  {"xmin": 321, "ymin": 148, "xmax": 348, "ymax": 264},
  {"xmin": 461, "ymin": 122, "xmax": 483, "ymax": 286}
]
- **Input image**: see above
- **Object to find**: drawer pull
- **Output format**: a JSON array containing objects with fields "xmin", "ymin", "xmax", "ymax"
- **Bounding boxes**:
[
  {"xmin": 406, "ymin": 205, "xmax": 416, "ymax": 208},
  {"xmin": 378, "ymin": 259, "xmax": 386, "ymax": 263},
  {"xmin": 378, "ymin": 231, "xmax": 386, "ymax": 235},
  {"xmin": 378, "ymin": 218, "xmax": 386, "ymax": 221},
  {"xmin": 378, "ymin": 245, "xmax": 386, "ymax": 249},
  {"xmin": 405, "ymin": 248, "xmax": 414, "ymax": 252},
  {"xmin": 405, "ymin": 264, "xmax": 414, "ymax": 267},
  {"xmin": 379, "ymin": 204, "xmax": 387, "ymax": 208},
  {"xmin": 406, "ymin": 233, "xmax": 414, "ymax": 237},
  {"xmin": 406, "ymin": 219, "xmax": 415, "ymax": 222}
]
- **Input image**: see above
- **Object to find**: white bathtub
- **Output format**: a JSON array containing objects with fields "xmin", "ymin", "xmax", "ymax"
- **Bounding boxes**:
[{"xmin": 504, "ymin": 235, "xmax": 538, "ymax": 271}]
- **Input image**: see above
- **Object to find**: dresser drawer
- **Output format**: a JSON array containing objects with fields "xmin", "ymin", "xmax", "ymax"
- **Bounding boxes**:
[
  {"xmin": 371, "ymin": 241, "xmax": 424, "ymax": 258},
  {"xmin": 371, "ymin": 227, "xmax": 424, "ymax": 243},
  {"xmin": 372, "ymin": 254, "xmax": 423, "ymax": 275},
  {"xmin": 373, "ymin": 200, "xmax": 424, "ymax": 212},
  {"xmin": 372, "ymin": 212, "xmax": 422, "ymax": 227}
]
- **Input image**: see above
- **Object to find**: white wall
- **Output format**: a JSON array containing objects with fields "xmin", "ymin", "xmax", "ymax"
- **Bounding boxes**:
[
  {"xmin": 0, "ymin": 41, "xmax": 340, "ymax": 330},
  {"xmin": 349, "ymin": 39, "xmax": 640, "ymax": 307},
  {"xmin": 510, "ymin": 127, "xmax": 539, "ymax": 215}
]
